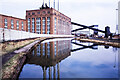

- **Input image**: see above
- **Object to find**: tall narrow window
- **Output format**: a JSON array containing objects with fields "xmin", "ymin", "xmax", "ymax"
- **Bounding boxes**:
[
  {"xmin": 28, "ymin": 18, "xmax": 30, "ymax": 32},
  {"xmin": 11, "ymin": 19, "xmax": 14, "ymax": 29},
  {"xmin": 54, "ymin": 42, "xmax": 57, "ymax": 56},
  {"xmin": 4, "ymin": 19, "xmax": 7, "ymax": 29},
  {"xmin": 36, "ymin": 18, "xmax": 41, "ymax": 34},
  {"xmin": 54, "ymin": 18, "xmax": 57, "ymax": 34},
  {"xmin": 63, "ymin": 21, "xmax": 65, "ymax": 34},
  {"xmin": 58, "ymin": 19, "xmax": 60, "ymax": 34},
  {"xmin": 21, "ymin": 22, "xmax": 24, "ymax": 30},
  {"xmin": 17, "ymin": 21, "xmax": 19, "ymax": 30},
  {"xmin": 42, "ymin": 17, "xmax": 45, "ymax": 34},
  {"xmin": 47, "ymin": 42, "xmax": 50, "ymax": 57},
  {"xmin": 47, "ymin": 17, "xmax": 50, "ymax": 34},
  {"xmin": 43, "ymin": 43, "xmax": 45, "ymax": 56},
  {"xmin": 32, "ymin": 18, "xmax": 35, "ymax": 33},
  {"xmin": 37, "ymin": 44, "xmax": 41, "ymax": 56}
]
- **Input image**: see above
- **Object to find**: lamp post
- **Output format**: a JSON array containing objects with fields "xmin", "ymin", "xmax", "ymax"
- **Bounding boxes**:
[{"xmin": 116, "ymin": 9, "xmax": 118, "ymax": 34}]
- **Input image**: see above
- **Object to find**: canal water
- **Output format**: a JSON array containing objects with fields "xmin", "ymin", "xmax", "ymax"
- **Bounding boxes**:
[{"xmin": 18, "ymin": 38, "xmax": 119, "ymax": 79}]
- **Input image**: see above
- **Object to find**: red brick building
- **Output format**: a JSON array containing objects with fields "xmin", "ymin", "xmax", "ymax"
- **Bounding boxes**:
[
  {"xmin": 26, "ymin": 4, "xmax": 71, "ymax": 35},
  {"xmin": 0, "ymin": 14, "xmax": 26, "ymax": 31},
  {"xmin": 0, "ymin": 4, "xmax": 72, "ymax": 35}
]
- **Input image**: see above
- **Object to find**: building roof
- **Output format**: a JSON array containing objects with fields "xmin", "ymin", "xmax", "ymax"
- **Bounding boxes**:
[
  {"xmin": 0, "ymin": 14, "xmax": 26, "ymax": 20},
  {"xmin": 26, "ymin": 4, "xmax": 71, "ymax": 20}
]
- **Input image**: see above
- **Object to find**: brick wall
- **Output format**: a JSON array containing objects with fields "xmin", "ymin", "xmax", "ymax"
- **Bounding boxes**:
[
  {"xmin": 26, "ymin": 8, "xmax": 72, "ymax": 35},
  {"xmin": 0, "ymin": 14, "xmax": 26, "ymax": 31}
]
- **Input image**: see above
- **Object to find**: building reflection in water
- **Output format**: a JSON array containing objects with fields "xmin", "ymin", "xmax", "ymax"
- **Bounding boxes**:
[
  {"xmin": 26, "ymin": 40, "xmax": 71, "ymax": 79},
  {"xmin": 118, "ymin": 48, "xmax": 120, "ymax": 78}
]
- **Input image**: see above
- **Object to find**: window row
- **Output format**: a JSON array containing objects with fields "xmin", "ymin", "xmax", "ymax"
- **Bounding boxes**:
[
  {"xmin": 32, "ymin": 42, "xmax": 51, "ymax": 57},
  {"xmin": 27, "ymin": 17, "xmax": 50, "ymax": 34},
  {"xmin": 28, "ymin": 11, "xmax": 50, "ymax": 15},
  {"xmin": 53, "ymin": 12, "xmax": 70, "ymax": 21},
  {"xmin": 4, "ymin": 19, "xmax": 24, "ymax": 30},
  {"xmin": 58, "ymin": 19, "xmax": 70, "ymax": 27}
]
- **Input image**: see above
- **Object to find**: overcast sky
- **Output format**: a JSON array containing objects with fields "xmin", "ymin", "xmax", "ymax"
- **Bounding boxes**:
[{"xmin": 0, "ymin": 0, "xmax": 119, "ymax": 33}]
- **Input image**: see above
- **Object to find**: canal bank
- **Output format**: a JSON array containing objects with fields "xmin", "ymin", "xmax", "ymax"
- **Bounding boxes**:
[
  {"xmin": 75, "ymin": 38, "xmax": 120, "ymax": 48},
  {"xmin": 1, "ymin": 36, "xmax": 73, "ymax": 79}
]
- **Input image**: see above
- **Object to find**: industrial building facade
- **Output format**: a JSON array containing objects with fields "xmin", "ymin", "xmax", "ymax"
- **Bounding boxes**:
[
  {"xmin": 26, "ymin": 6, "xmax": 71, "ymax": 35},
  {"xmin": 0, "ymin": 14, "xmax": 26, "ymax": 31},
  {"xmin": 0, "ymin": 5, "xmax": 71, "ymax": 35}
]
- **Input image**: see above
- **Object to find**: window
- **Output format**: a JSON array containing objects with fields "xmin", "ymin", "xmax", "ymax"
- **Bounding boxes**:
[
  {"xmin": 21, "ymin": 22, "xmax": 24, "ymax": 30},
  {"xmin": 28, "ymin": 13, "xmax": 30, "ymax": 15},
  {"xmin": 63, "ymin": 21, "xmax": 65, "ymax": 34},
  {"xmin": 54, "ymin": 18, "xmax": 57, "ymax": 34},
  {"xmin": 58, "ymin": 19, "xmax": 60, "ymax": 34},
  {"xmin": 32, "ymin": 18, "xmax": 35, "ymax": 33},
  {"xmin": 47, "ymin": 42, "xmax": 50, "ymax": 57},
  {"xmin": 43, "ymin": 11, "xmax": 46, "ymax": 14},
  {"xmin": 47, "ymin": 17, "xmax": 50, "ymax": 34},
  {"xmin": 11, "ymin": 19, "xmax": 14, "ymax": 29},
  {"xmin": 43, "ymin": 43, "xmax": 45, "ymax": 56},
  {"xmin": 32, "ymin": 50, "xmax": 35, "ymax": 56},
  {"xmin": 32, "ymin": 12, "xmax": 35, "ymax": 15},
  {"xmin": 37, "ymin": 44, "xmax": 41, "ymax": 56},
  {"xmin": 4, "ymin": 19, "xmax": 7, "ymax": 28},
  {"xmin": 47, "ymin": 11, "xmax": 50, "ymax": 14},
  {"xmin": 17, "ymin": 21, "xmax": 19, "ymax": 30},
  {"xmin": 36, "ymin": 18, "xmax": 41, "ymax": 34},
  {"xmin": 37, "ymin": 12, "xmax": 40, "ymax": 14},
  {"xmin": 42, "ymin": 17, "xmax": 45, "ymax": 34},
  {"xmin": 54, "ymin": 42, "xmax": 57, "ymax": 56},
  {"xmin": 28, "ymin": 18, "xmax": 30, "ymax": 32},
  {"xmin": 54, "ymin": 13, "xmax": 56, "ymax": 15}
]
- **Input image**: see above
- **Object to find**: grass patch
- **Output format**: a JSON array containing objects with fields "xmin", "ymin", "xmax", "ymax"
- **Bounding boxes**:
[{"xmin": 2, "ymin": 52, "xmax": 26, "ymax": 78}]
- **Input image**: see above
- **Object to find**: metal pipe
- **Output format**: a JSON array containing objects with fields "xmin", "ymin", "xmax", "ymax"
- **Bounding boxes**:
[{"xmin": 71, "ymin": 22, "xmax": 105, "ymax": 33}]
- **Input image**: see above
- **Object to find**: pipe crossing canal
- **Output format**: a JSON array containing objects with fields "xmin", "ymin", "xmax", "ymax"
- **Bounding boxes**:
[{"xmin": 18, "ymin": 38, "xmax": 120, "ymax": 79}]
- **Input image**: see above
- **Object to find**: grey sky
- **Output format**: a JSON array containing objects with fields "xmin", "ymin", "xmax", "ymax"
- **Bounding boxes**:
[{"xmin": 0, "ymin": 0, "xmax": 119, "ymax": 33}]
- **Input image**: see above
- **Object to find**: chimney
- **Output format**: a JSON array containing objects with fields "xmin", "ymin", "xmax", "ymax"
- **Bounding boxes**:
[
  {"xmin": 49, "ymin": 0, "xmax": 50, "ymax": 7},
  {"xmin": 54, "ymin": 0, "xmax": 55, "ymax": 9},
  {"xmin": 43, "ymin": 0, "xmax": 45, "ymax": 7},
  {"xmin": 58, "ymin": 0, "xmax": 59, "ymax": 11}
]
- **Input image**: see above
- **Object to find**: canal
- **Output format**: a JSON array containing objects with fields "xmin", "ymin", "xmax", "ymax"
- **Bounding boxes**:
[{"xmin": 18, "ymin": 38, "xmax": 119, "ymax": 79}]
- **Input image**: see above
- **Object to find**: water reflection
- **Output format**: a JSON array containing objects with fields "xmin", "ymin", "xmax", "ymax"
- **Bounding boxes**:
[
  {"xmin": 104, "ymin": 45, "xmax": 109, "ymax": 49},
  {"xmin": 71, "ymin": 40, "xmax": 98, "ymax": 52},
  {"xmin": 20, "ymin": 40, "xmax": 71, "ymax": 78},
  {"xmin": 118, "ymin": 48, "xmax": 120, "ymax": 78},
  {"xmin": 19, "ymin": 39, "xmax": 119, "ymax": 79}
]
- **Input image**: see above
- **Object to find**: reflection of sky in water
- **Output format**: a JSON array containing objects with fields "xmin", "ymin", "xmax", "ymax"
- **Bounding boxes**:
[
  {"xmin": 60, "ymin": 42, "xmax": 118, "ymax": 78},
  {"xmin": 19, "ymin": 40, "xmax": 119, "ymax": 78},
  {"xmin": 19, "ymin": 64, "xmax": 43, "ymax": 78}
]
